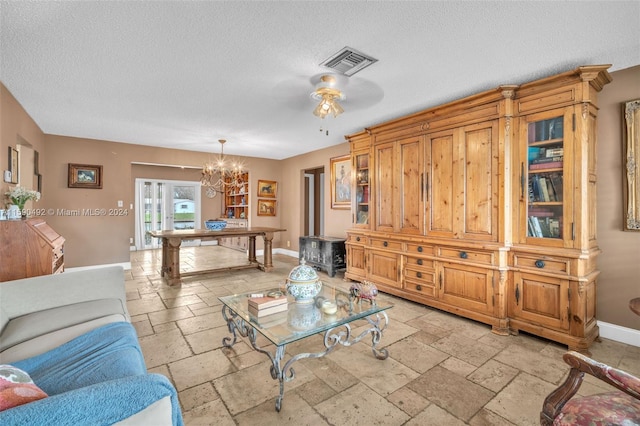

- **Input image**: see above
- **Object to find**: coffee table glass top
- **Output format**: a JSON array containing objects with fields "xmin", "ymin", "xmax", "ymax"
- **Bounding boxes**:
[{"xmin": 219, "ymin": 284, "xmax": 392, "ymax": 347}]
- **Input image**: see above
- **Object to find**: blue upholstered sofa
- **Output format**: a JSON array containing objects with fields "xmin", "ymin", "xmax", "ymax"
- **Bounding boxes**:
[{"xmin": 0, "ymin": 266, "xmax": 183, "ymax": 425}]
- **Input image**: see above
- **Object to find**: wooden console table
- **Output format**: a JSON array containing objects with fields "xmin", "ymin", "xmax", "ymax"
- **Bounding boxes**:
[{"xmin": 149, "ymin": 227, "xmax": 285, "ymax": 285}]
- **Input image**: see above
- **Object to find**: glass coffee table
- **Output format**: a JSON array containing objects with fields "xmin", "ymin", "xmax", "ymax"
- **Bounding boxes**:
[{"xmin": 219, "ymin": 284, "xmax": 393, "ymax": 411}]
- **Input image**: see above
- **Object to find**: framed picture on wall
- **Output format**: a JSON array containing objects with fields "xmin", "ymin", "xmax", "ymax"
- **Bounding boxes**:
[
  {"xmin": 257, "ymin": 180, "xmax": 277, "ymax": 198},
  {"xmin": 8, "ymin": 147, "xmax": 19, "ymax": 184},
  {"xmin": 257, "ymin": 199, "xmax": 276, "ymax": 216},
  {"xmin": 68, "ymin": 163, "xmax": 103, "ymax": 189},
  {"xmin": 330, "ymin": 155, "xmax": 351, "ymax": 209}
]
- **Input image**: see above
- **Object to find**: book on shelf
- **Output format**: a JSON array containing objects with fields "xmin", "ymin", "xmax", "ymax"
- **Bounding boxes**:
[
  {"xmin": 549, "ymin": 173, "xmax": 563, "ymax": 201},
  {"xmin": 545, "ymin": 177, "xmax": 557, "ymax": 201},
  {"xmin": 248, "ymin": 302, "xmax": 288, "ymax": 318},
  {"xmin": 529, "ymin": 216, "xmax": 560, "ymax": 238},
  {"xmin": 531, "ymin": 156, "xmax": 563, "ymax": 164},
  {"xmin": 539, "ymin": 177, "xmax": 550, "ymax": 202},
  {"xmin": 528, "ymin": 207, "xmax": 555, "ymax": 217},
  {"xmin": 530, "ymin": 160, "xmax": 563, "ymax": 170},
  {"xmin": 529, "ymin": 216, "xmax": 543, "ymax": 237},
  {"xmin": 546, "ymin": 147, "xmax": 564, "ymax": 157},
  {"xmin": 248, "ymin": 294, "xmax": 288, "ymax": 310}
]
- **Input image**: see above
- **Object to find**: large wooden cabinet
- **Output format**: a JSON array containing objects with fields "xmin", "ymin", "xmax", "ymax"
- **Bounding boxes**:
[
  {"xmin": 0, "ymin": 218, "xmax": 65, "ymax": 282},
  {"xmin": 345, "ymin": 65, "xmax": 611, "ymax": 352}
]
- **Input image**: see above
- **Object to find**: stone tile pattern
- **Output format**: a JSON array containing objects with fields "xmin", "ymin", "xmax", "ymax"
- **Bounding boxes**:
[{"xmin": 127, "ymin": 247, "xmax": 640, "ymax": 425}]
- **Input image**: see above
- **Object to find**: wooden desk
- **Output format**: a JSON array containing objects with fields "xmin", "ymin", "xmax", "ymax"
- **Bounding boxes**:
[{"xmin": 149, "ymin": 227, "xmax": 285, "ymax": 285}]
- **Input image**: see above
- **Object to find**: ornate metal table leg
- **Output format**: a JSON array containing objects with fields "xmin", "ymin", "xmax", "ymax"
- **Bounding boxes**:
[
  {"xmin": 221, "ymin": 305, "xmax": 250, "ymax": 348},
  {"xmin": 220, "ymin": 307, "xmax": 391, "ymax": 412}
]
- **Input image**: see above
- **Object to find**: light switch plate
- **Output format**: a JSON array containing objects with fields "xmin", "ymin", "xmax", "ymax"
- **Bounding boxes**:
[{"xmin": 3, "ymin": 170, "xmax": 11, "ymax": 182}]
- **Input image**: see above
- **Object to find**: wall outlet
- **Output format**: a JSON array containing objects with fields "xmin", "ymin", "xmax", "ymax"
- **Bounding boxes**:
[
  {"xmin": 129, "ymin": 237, "xmax": 134, "ymax": 244},
  {"xmin": 287, "ymin": 240, "xmax": 290, "ymax": 248}
]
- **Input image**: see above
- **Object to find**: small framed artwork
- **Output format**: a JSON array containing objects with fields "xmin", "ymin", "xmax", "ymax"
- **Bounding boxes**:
[
  {"xmin": 34, "ymin": 150, "xmax": 39, "ymax": 175},
  {"xmin": 257, "ymin": 199, "xmax": 276, "ymax": 216},
  {"xmin": 36, "ymin": 173, "xmax": 42, "ymax": 193},
  {"xmin": 68, "ymin": 163, "xmax": 103, "ymax": 189},
  {"xmin": 8, "ymin": 146, "xmax": 19, "ymax": 184},
  {"xmin": 330, "ymin": 154, "xmax": 351, "ymax": 209},
  {"xmin": 257, "ymin": 180, "xmax": 277, "ymax": 198}
]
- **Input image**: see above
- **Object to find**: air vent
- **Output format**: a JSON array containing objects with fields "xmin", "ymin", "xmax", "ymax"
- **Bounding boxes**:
[{"xmin": 320, "ymin": 47, "xmax": 378, "ymax": 77}]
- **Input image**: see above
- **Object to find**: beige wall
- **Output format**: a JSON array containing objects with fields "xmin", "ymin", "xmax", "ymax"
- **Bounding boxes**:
[
  {"xmin": 0, "ymin": 83, "xmax": 45, "ymax": 203},
  {"xmin": 41, "ymin": 134, "xmax": 284, "ymax": 267},
  {"xmin": 280, "ymin": 143, "xmax": 351, "ymax": 251},
  {"xmin": 1, "ymin": 66, "xmax": 638, "ymax": 331},
  {"xmin": 595, "ymin": 65, "xmax": 640, "ymax": 330}
]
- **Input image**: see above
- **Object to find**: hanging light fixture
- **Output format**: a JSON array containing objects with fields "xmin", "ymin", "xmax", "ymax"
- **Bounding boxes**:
[
  {"xmin": 200, "ymin": 139, "xmax": 245, "ymax": 197},
  {"xmin": 311, "ymin": 75, "xmax": 345, "ymax": 119}
]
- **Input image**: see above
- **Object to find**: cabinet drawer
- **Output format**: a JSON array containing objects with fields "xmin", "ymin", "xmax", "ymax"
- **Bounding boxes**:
[
  {"xmin": 405, "ymin": 256, "xmax": 435, "ymax": 269},
  {"xmin": 370, "ymin": 238, "xmax": 402, "ymax": 251},
  {"xmin": 347, "ymin": 234, "xmax": 368, "ymax": 245},
  {"xmin": 406, "ymin": 243, "xmax": 434, "ymax": 256},
  {"xmin": 437, "ymin": 247, "xmax": 495, "ymax": 265},
  {"xmin": 512, "ymin": 253, "xmax": 570, "ymax": 274},
  {"xmin": 404, "ymin": 279, "xmax": 436, "ymax": 298},
  {"xmin": 404, "ymin": 267, "xmax": 436, "ymax": 283}
]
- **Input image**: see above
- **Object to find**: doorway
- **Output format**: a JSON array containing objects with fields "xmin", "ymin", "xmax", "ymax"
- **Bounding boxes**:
[
  {"xmin": 134, "ymin": 178, "xmax": 201, "ymax": 250},
  {"xmin": 303, "ymin": 167, "xmax": 324, "ymax": 236}
]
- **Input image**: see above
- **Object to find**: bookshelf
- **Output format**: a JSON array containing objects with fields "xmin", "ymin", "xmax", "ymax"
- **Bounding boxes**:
[
  {"xmin": 526, "ymin": 115, "xmax": 564, "ymax": 239},
  {"xmin": 221, "ymin": 171, "xmax": 249, "ymax": 251}
]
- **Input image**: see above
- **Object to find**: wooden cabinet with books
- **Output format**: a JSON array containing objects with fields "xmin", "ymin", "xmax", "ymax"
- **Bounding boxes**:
[
  {"xmin": 348, "ymin": 131, "xmax": 371, "ymax": 228},
  {"xmin": 345, "ymin": 65, "xmax": 611, "ymax": 352}
]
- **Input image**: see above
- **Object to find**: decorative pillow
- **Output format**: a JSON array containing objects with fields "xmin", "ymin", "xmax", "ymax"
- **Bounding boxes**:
[{"xmin": 0, "ymin": 365, "xmax": 48, "ymax": 411}]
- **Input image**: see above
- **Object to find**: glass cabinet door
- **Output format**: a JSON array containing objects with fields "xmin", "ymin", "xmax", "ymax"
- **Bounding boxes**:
[
  {"xmin": 353, "ymin": 152, "xmax": 370, "ymax": 227},
  {"xmin": 524, "ymin": 111, "xmax": 568, "ymax": 243}
]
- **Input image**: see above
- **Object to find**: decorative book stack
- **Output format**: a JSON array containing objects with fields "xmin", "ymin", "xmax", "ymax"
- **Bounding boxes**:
[{"xmin": 248, "ymin": 294, "xmax": 288, "ymax": 317}]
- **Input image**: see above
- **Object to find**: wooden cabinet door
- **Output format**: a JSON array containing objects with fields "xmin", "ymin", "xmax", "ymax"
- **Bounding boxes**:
[
  {"xmin": 346, "ymin": 243, "xmax": 366, "ymax": 279},
  {"xmin": 439, "ymin": 262, "xmax": 494, "ymax": 314},
  {"xmin": 458, "ymin": 121, "xmax": 498, "ymax": 241},
  {"xmin": 426, "ymin": 122, "xmax": 498, "ymax": 241},
  {"xmin": 426, "ymin": 130, "xmax": 455, "ymax": 238},
  {"xmin": 374, "ymin": 141, "xmax": 396, "ymax": 232},
  {"xmin": 517, "ymin": 108, "xmax": 574, "ymax": 248},
  {"xmin": 368, "ymin": 249, "xmax": 400, "ymax": 288},
  {"xmin": 511, "ymin": 272, "xmax": 569, "ymax": 331},
  {"xmin": 398, "ymin": 136, "xmax": 425, "ymax": 235}
]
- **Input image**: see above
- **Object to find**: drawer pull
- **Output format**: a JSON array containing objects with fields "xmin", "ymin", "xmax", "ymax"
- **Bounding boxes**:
[
  {"xmin": 383, "ymin": 241, "xmax": 388, "ymax": 247},
  {"xmin": 535, "ymin": 260, "xmax": 545, "ymax": 268},
  {"xmin": 417, "ymin": 246, "xmax": 423, "ymax": 252},
  {"xmin": 356, "ymin": 236, "xmax": 360, "ymax": 242},
  {"xmin": 416, "ymin": 272, "xmax": 422, "ymax": 278},
  {"xmin": 460, "ymin": 251, "xmax": 468, "ymax": 259},
  {"xmin": 417, "ymin": 259, "xmax": 423, "ymax": 266},
  {"xmin": 416, "ymin": 285, "xmax": 422, "ymax": 291}
]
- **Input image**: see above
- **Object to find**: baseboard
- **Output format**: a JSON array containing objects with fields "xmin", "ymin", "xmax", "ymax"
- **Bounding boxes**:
[
  {"xmin": 273, "ymin": 248, "xmax": 298, "ymax": 258},
  {"xmin": 66, "ymin": 262, "xmax": 132, "ymax": 272},
  {"xmin": 597, "ymin": 320, "xmax": 640, "ymax": 347}
]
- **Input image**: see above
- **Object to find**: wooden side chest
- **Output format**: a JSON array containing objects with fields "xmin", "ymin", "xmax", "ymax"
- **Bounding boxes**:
[{"xmin": 299, "ymin": 236, "xmax": 346, "ymax": 277}]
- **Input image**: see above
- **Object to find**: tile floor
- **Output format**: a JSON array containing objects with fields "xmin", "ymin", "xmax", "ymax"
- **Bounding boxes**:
[{"xmin": 126, "ymin": 246, "xmax": 640, "ymax": 425}]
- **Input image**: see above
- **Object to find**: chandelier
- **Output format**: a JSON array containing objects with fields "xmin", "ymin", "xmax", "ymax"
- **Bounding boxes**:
[
  {"xmin": 311, "ymin": 75, "xmax": 345, "ymax": 119},
  {"xmin": 200, "ymin": 139, "xmax": 245, "ymax": 197}
]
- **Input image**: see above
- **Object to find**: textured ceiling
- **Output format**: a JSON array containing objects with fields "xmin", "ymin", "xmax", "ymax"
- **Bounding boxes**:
[{"xmin": 1, "ymin": 1, "xmax": 639, "ymax": 161}]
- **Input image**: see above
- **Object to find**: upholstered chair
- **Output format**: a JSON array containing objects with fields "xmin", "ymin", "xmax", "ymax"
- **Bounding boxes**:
[{"xmin": 541, "ymin": 351, "xmax": 640, "ymax": 425}]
